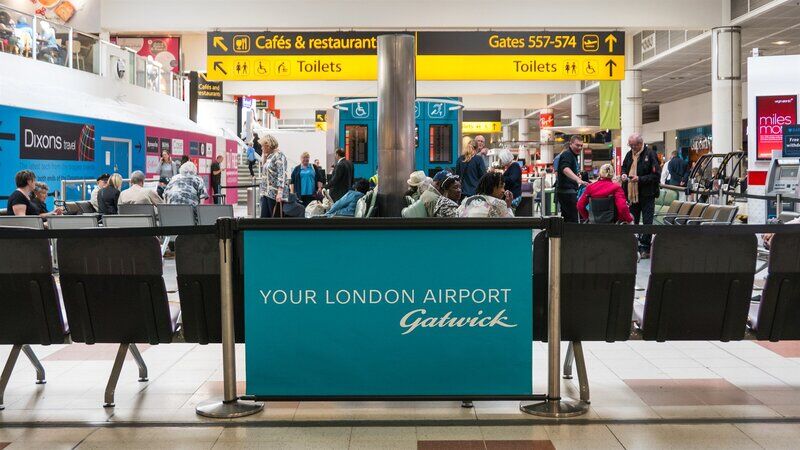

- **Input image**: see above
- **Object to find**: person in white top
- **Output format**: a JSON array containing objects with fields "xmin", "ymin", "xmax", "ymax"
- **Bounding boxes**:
[
  {"xmin": 660, "ymin": 152, "xmax": 671, "ymax": 185},
  {"xmin": 119, "ymin": 170, "xmax": 163, "ymax": 205}
]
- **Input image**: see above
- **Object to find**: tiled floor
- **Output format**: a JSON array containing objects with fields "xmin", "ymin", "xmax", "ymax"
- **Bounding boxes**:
[{"xmin": 2, "ymin": 248, "xmax": 800, "ymax": 448}]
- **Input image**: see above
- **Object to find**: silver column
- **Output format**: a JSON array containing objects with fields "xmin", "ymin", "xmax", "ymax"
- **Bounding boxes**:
[{"xmin": 377, "ymin": 34, "xmax": 416, "ymax": 217}]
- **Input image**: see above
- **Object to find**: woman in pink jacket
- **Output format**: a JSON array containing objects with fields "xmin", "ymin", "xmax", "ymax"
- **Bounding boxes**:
[{"xmin": 577, "ymin": 164, "xmax": 634, "ymax": 223}]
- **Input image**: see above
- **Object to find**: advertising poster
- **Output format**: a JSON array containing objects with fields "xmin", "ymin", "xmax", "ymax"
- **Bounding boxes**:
[
  {"xmin": 19, "ymin": 116, "xmax": 95, "ymax": 161},
  {"xmin": 0, "ymin": 105, "xmax": 146, "ymax": 205},
  {"xmin": 112, "ymin": 36, "xmax": 181, "ymax": 74},
  {"xmin": 244, "ymin": 228, "xmax": 534, "ymax": 397},
  {"xmin": 757, "ymin": 95, "xmax": 797, "ymax": 160},
  {"xmin": 145, "ymin": 126, "xmax": 217, "ymax": 204},
  {"xmin": 224, "ymin": 138, "xmax": 239, "ymax": 204}
]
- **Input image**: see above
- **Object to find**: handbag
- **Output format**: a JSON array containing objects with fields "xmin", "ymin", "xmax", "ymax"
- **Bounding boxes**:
[{"xmin": 272, "ymin": 200, "xmax": 284, "ymax": 218}]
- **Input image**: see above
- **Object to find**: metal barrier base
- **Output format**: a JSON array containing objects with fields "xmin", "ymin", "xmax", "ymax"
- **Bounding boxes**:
[
  {"xmin": 519, "ymin": 398, "xmax": 588, "ymax": 418},
  {"xmin": 196, "ymin": 399, "xmax": 264, "ymax": 418}
]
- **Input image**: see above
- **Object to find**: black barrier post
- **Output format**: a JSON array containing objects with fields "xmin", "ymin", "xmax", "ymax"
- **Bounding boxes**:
[
  {"xmin": 196, "ymin": 218, "xmax": 264, "ymax": 418},
  {"xmin": 520, "ymin": 217, "xmax": 588, "ymax": 417}
]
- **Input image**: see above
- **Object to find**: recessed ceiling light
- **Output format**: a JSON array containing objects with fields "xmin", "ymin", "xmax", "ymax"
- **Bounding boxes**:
[
  {"xmin": 773, "ymin": 40, "xmax": 791, "ymax": 45},
  {"xmin": 641, "ymin": 88, "xmax": 650, "ymax": 92},
  {"xmin": 561, "ymin": 115, "xmax": 570, "ymax": 119}
]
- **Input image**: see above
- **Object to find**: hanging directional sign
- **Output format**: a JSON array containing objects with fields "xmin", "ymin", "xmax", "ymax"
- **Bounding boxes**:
[
  {"xmin": 206, "ymin": 31, "xmax": 385, "ymax": 81},
  {"xmin": 415, "ymin": 31, "xmax": 625, "ymax": 81},
  {"xmin": 206, "ymin": 31, "xmax": 625, "ymax": 81}
]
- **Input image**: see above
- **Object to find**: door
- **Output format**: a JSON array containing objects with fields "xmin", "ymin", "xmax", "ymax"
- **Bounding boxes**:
[{"xmin": 101, "ymin": 138, "xmax": 132, "ymax": 176}]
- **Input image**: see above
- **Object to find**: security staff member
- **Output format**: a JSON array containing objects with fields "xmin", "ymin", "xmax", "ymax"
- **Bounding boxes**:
[{"xmin": 621, "ymin": 133, "xmax": 660, "ymax": 259}]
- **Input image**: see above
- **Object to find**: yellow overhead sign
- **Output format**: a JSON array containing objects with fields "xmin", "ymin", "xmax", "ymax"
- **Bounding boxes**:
[
  {"xmin": 463, "ymin": 121, "xmax": 503, "ymax": 134},
  {"xmin": 207, "ymin": 55, "xmax": 377, "ymax": 81},
  {"xmin": 416, "ymin": 55, "xmax": 624, "ymax": 81},
  {"xmin": 206, "ymin": 31, "xmax": 625, "ymax": 81}
]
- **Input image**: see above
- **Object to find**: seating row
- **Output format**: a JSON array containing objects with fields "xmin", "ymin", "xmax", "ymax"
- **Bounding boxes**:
[
  {"xmin": 2, "ymin": 227, "xmax": 797, "ymax": 409},
  {"xmin": 533, "ymin": 229, "xmax": 800, "ymax": 403},
  {"xmin": 0, "ymin": 233, "xmax": 236, "ymax": 409},
  {"xmin": 656, "ymin": 200, "xmax": 738, "ymax": 225},
  {"xmin": 0, "ymin": 204, "xmax": 234, "ymax": 230}
]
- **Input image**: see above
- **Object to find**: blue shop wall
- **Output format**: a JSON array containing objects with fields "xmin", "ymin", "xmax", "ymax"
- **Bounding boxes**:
[{"xmin": 0, "ymin": 105, "xmax": 147, "ymax": 208}]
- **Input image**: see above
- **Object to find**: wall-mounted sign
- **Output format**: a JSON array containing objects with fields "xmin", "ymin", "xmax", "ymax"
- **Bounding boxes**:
[
  {"xmin": 463, "ymin": 121, "xmax": 503, "ymax": 134},
  {"xmin": 243, "ymin": 228, "xmax": 534, "ymax": 397},
  {"xmin": 207, "ymin": 31, "xmax": 625, "ymax": 82},
  {"xmin": 783, "ymin": 125, "xmax": 800, "ymax": 158},
  {"xmin": 145, "ymin": 136, "xmax": 159, "ymax": 153},
  {"xmin": 315, "ymin": 110, "xmax": 328, "ymax": 131},
  {"xmin": 539, "ymin": 112, "xmax": 555, "ymax": 129},
  {"xmin": 197, "ymin": 73, "xmax": 223, "ymax": 100},
  {"xmin": 19, "ymin": 117, "xmax": 95, "ymax": 161},
  {"xmin": 757, "ymin": 95, "xmax": 797, "ymax": 160}
]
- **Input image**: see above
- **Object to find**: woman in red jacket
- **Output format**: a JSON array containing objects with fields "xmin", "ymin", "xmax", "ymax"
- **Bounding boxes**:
[{"xmin": 577, "ymin": 164, "xmax": 634, "ymax": 223}]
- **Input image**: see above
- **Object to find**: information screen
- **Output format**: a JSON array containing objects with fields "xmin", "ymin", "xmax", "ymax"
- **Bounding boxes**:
[
  {"xmin": 344, "ymin": 125, "xmax": 368, "ymax": 163},
  {"xmin": 429, "ymin": 124, "xmax": 452, "ymax": 164}
]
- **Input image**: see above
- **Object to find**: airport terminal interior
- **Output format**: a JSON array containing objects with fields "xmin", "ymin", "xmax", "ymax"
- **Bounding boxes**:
[{"xmin": 3, "ymin": 0, "xmax": 800, "ymax": 448}]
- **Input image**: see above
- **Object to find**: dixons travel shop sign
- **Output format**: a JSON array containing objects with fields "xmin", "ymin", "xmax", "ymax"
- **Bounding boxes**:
[
  {"xmin": 243, "ymin": 228, "xmax": 533, "ymax": 396},
  {"xmin": 207, "ymin": 30, "xmax": 625, "ymax": 82}
]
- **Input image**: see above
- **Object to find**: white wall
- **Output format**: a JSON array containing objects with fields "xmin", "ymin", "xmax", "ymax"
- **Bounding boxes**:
[
  {"xmin": 0, "ymin": 52, "xmax": 213, "ymax": 134},
  {"xmin": 181, "ymin": 32, "xmax": 207, "ymax": 72},
  {"xmin": 255, "ymin": 129, "xmax": 327, "ymax": 169},
  {"xmin": 100, "ymin": 0, "xmax": 725, "ymax": 31},
  {"xmin": 197, "ymin": 100, "xmax": 237, "ymax": 135}
]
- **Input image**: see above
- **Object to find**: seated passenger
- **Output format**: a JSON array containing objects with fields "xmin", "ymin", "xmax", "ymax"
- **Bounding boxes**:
[
  {"xmin": 763, "ymin": 216, "xmax": 800, "ymax": 249},
  {"xmin": 458, "ymin": 172, "xmax": 514, "ymax": 218},
  {"xmin": 97, "ymin": 173, "xmax": 122, "ymax": 214},
  {"xmin": 164, "ymin": 162, "xmax": 208, "ymax": 206},
  {"xmin": 405, "ymin": 170, "xmax": 430, "ymax": 201},
  {"xmin": 119, "ymin": 170, "xmax": 162, "ymax": 205},
  {"xmin": 432, "ymin": 174, "xmax": 462, "ymax": 218},
  {"xmin": 7, "ymin": 169, "xmax": 38, "ymax": 216},
  {"xmin": 324, "ymin": 178, "xmax": 370, "ymax": 217},
  {"xmin": 577, "ymin": 163, "xmax": 633, "ymax": 223},
  {"xmin": 30, "ymin": 182, "xmax": 63, "ymax": 216},
  {"xmin": 420, "ymin": 170, "xmax": 450, "ymax": 216},
  {"xmin": 90, "ymin": 173, "xmax": 110, "ymax": 212}
]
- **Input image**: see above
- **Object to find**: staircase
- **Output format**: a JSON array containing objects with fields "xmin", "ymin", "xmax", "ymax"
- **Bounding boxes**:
[{"xmin": 235, "ymin": 156, "xmax": 260, "ymax": 205}]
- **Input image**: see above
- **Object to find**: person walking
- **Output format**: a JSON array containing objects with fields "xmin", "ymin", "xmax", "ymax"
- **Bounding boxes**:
[
  {"xmin": 621, "ymin": 133, "xmax": 661, "ymax": 259},
  {"xmin": 259, "ymin": 134, "xmax": 288, "ymax": 218},
  {"xmin": 290, "ymin": 152, "xmax": 323, "ymax": 206},
  {"xmin": 246, "ymin": 141, "xmax": 257, "ymax": 177},
  {"xmin": 210, "ymin": 155, "xmax": 224, "ymax": 204},
  {"xmin": 555, "ymin": 135, "xmax": 587, "ymax": 223},
  {"xmin": 667, "ymin": 151, "xmax": 688, "ymax": 186},
  {"xmin": 326, "ymin": 148, "xmax": 354, "ymax": 202}
]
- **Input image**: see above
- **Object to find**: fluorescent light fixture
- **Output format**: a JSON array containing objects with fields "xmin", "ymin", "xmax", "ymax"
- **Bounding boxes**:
[
  {"xmin": 641, "ymin": 88, "xmax": 650, "ymax": 92},
  {"xmin": 773, "ymin": 40, "xmax": 790, "ymax": 45}
]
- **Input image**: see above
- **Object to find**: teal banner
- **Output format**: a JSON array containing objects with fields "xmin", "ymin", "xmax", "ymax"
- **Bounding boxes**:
[{"xmin": 243, "ymin": 228, "xmax": 534, "ymax": 397}]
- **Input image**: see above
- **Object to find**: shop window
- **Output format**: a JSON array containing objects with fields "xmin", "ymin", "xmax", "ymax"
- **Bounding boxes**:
[
  {"xmin": 428, "ymin": 124, "xmax": 452, "ymax": 164},
  {"xmin": 344, "ymin": 125, "xmax": 368, "ymax": 163}
]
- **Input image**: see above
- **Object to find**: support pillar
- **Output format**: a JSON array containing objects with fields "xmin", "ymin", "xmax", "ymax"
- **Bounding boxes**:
[
  {"xmin": 621, "ymin": 69, "xmax": 642, "ymax": 159},
  {"xmin": 518, "ymin": 118, "xmax": 529, "ymax": 142},
  {"xmin": 502, "ymin": 125, "xmax": 511, "ymax": 142},
  {"xmin": 712, "ymin": 26, "xmax": 742, "ymax": 153},
  {"xmin": 539, "ymin": 108, "xmax": 555, "ymax": 163},
  {"xmin": 571, "ymin": 93, "xmax": 588, "ymax": 127},
  {"xmin": 376, "ymin": 34, "xmax": 416, "ymax": 217}
]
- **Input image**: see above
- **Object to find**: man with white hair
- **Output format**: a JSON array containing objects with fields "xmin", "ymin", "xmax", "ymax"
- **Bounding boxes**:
[
  {"xmin": 621, "ymin": 133, "xmax": 661, "ymax": 259},
  {"xmin": 119, "ymin": 170, "xmax": 162, "ymax": 205},
  {"xmin": 163, "ymin": 162, "xmax": 208, "ymax": 206}
]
